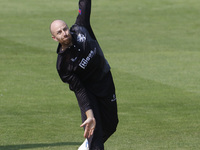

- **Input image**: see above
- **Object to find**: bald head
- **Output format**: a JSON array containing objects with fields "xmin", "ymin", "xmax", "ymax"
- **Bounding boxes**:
[
  {"xmin": 50, "ymin": 20, "xmax": 68, "ymax": 36},
  {"xmin": 50, "ymin": 19, "xmax": 72, "ymax": 47}
]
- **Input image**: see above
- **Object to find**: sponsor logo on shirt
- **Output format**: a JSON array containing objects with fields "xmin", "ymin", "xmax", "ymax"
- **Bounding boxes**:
[{"xmin": 79, "ymin": 49, "xmax": 95, "ymax": 69}]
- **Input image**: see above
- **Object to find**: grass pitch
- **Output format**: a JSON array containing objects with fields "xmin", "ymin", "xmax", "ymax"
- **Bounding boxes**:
[{"xmin": 0, "ymin": 0, "xmax": 200, "ymax": 149}]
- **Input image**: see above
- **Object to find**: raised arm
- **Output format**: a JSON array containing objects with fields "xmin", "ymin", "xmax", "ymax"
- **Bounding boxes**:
[
  {"xmin": 74, "ymin": 0, "xmax": 96, "ymax": 39},
  {"xmin": 75, "ymin": 0, "xmax": 91, "ymax": 27}
]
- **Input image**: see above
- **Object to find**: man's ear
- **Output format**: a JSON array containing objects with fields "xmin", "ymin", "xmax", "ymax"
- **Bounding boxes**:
[{"xmin": 52, "ymin": 36, "xmax": 58, "ymax": 42}]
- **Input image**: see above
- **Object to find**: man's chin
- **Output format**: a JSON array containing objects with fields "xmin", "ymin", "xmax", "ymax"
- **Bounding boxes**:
[{"xmin": 61, "ymin": 39, "xmax": 72, "ymax": 46}]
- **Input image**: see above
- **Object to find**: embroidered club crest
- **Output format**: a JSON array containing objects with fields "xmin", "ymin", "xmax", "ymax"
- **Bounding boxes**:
[{"xmin": 77, "ymin": 33, "xmax": 86, "ymax": 42}]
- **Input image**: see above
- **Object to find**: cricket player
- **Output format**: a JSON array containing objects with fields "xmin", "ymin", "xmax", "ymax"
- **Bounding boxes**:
[{"xmin": 50, "ymin": 0, "xmax": 118, "ymax": 149}]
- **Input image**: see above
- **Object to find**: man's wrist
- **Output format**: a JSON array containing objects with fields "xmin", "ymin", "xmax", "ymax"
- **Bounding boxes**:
[{"xmin": 85, "ymin": 109, "xmax": 94, "ymax": 118}]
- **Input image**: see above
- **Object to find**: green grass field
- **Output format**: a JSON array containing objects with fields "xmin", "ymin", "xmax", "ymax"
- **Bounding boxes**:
[{"xmin": 1, "ymin": 0, "xmax": 200, "ymax": 149}]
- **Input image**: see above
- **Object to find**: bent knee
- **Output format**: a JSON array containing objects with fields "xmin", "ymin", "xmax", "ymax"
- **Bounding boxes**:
[{"xmin": 107, "ymin": 117, "xmax": 119, "ymax": 135}]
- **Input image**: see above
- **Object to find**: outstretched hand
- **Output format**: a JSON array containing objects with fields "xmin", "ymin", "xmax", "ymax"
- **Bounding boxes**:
[
  {"xmin": 80, "ymin": 109, "xmax": 96, "ymax": 138},
  {"xmin": 80, "ymin": 117, "xmax": 96, "ymax": 138}
]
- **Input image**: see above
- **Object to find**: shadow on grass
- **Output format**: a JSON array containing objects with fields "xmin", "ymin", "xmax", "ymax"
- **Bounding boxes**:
[{"xmin": 0, "ymin": 142, "xmax": 82, "ymax": 150}]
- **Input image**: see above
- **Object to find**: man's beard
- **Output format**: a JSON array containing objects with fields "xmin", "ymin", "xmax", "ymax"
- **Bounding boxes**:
[{"xmin": 62, "ymin": 36, "xmax": 72, "ymax": 46}]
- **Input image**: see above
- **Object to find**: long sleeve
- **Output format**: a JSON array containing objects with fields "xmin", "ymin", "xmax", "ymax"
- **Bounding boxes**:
[
  {"xmin": 75, "ymin": 0, "xmax": 91, "ymax": 27},
  {"xmin": 56, "ymin": 54, "xmax": 91, "ymax": 113},
  {"xmin": 75, "ymin": 0, "xmax": 96, "ymax": 40}
]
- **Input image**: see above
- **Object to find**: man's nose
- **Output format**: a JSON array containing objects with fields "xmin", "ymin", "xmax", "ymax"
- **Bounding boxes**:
[{"xmin": 63, "ymin": 30, "xmax": 67, "ymax": 35}]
